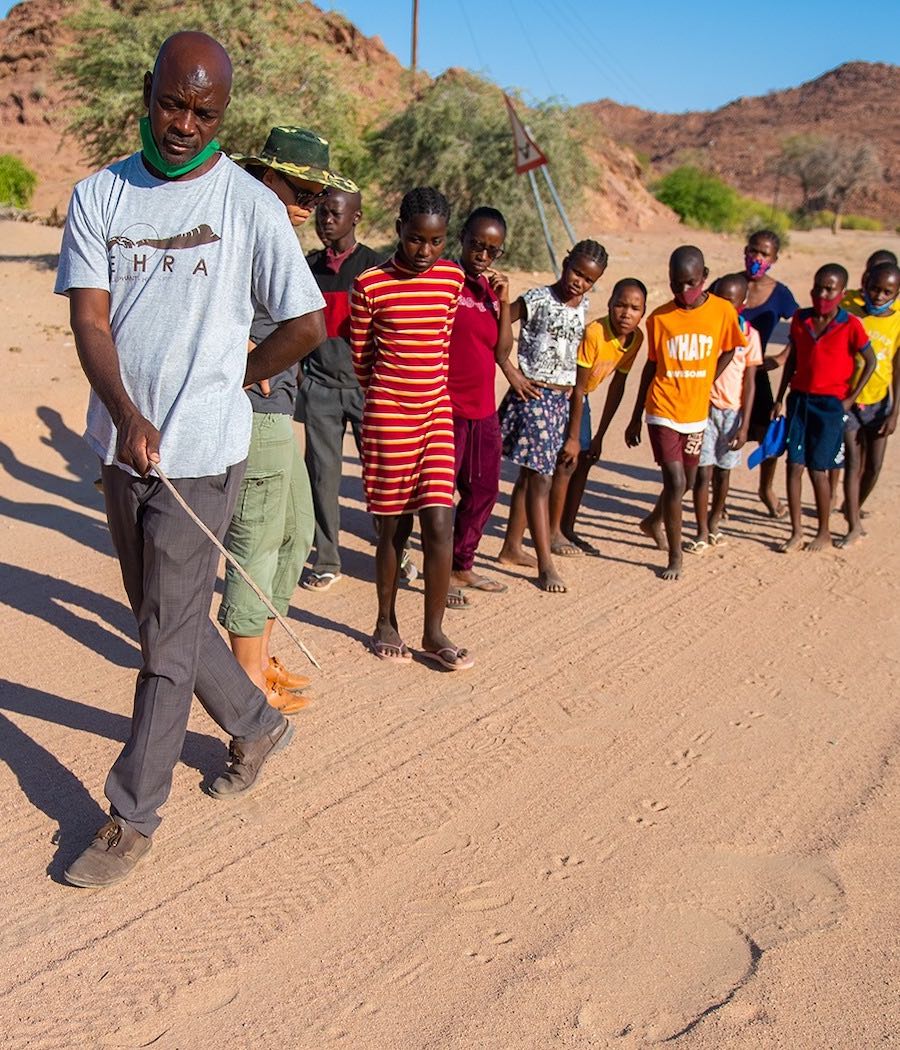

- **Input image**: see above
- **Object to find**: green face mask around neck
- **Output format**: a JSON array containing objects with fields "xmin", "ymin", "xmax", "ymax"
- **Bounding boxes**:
[{"xmin": 139, "ymin": 116, "xmax": 221, "ymax": 178}]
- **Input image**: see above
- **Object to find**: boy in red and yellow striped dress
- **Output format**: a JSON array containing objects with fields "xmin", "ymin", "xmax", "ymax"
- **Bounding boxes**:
[{"xmin": 351, "ymin": 187, "xmax": 474, "ymax": 671}]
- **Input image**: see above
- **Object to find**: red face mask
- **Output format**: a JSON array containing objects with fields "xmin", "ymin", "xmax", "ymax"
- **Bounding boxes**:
[
  {"xmin": 811, "ymin": 294, "xmax": 840, "ymax": 317},
  {"xmin": 676, "ymin": 284, "xmax": 705, "ymax": 307}
]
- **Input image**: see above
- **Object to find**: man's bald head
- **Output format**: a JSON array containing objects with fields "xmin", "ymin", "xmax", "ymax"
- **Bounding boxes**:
[
  {"xmin": 152, "ymin": 32, "xmax": 233, "ymax": 94},
  {"xmin": 142, "ymin": 32, "xmax": 232, "ymax": 177}
]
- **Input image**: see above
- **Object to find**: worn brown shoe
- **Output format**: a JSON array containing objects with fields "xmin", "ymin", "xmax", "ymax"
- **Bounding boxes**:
[
  {"xmin": 64, "ymin": 818, "xmax": 152, "ymax": 888},
  {"xmin": 208, "ymin": 716, "xmax": 294, "ymax": 799},
  {"xmin": 265, "ymin": 656, "xmax": 311, "ymax": 692},
  {"xmin": 266, "ymin": 682, "xmax": 311, "ymax": 716}
]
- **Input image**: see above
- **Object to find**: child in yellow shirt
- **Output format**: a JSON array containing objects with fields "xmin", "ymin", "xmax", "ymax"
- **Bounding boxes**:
[
  {"xmin": 841, "ymin": 260, "xmax": 900, "ymax": 538},
  {"xmin": 552, "ymin": 278, "xmax": 646, "ymax": 555}
]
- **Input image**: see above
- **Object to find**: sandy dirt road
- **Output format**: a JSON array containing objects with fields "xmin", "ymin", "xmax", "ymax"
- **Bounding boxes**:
[{"xmin": 1, "ymin": 220, "xmax": 898, "ymax": 1049}]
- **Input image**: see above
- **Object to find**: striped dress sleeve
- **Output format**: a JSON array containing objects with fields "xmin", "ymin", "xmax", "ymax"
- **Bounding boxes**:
[{"xmin": 350, "ymin": 276, "xmax": 375, "ymax": 390}]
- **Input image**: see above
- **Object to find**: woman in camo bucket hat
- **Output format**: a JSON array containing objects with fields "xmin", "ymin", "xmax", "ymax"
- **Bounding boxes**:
[{"xmin": 233, "ymin": 126, "xmax": 358, "ymax": 225}]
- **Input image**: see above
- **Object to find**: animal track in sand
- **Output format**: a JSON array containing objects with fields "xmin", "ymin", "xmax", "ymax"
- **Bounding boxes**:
[
  {"xmin": 455, "ymin": 880, "xmax": 515, "ymax": 913},
  {"xmin": 414, "ymin": 824, "xmax": 472, "ymax": 857},
  {"xmin": 465, "ymin": 928, "xmax": 515, "ymax": 964},
  {"xmin": 628, "ymin": 800, "xmax": 669, "ymax": 829},
  {"xmin": 539, "ymin": 854, "xmax": 585, "ymax": 881},
  {"xmin": 667, "ymin": 747, "xmax": 702, "ymax": 770},
  {"xmin": 730, "ymin": 711, "xmax": 765, "ymax": 730},
  {"xmin": 692, "ymin": 728, "xmax": 715, "ymax": 745}
]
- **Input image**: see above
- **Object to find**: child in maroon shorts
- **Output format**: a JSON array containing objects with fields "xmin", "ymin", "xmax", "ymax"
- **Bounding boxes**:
[{"xmin": 626, "ymin": 246, "xmax": 746, "ymax": 580}]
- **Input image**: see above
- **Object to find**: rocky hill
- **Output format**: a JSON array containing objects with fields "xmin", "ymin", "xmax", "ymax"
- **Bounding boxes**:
[
  {"xmin": 583, "ymin": 62, "xmax": 900, "ymax": 224},
  {"xmin": 0, "ymin": 0, "xmax": 672, "ymax": 233}
]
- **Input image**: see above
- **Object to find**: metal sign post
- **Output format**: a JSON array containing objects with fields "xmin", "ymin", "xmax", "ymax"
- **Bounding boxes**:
[
  {"xmin": 504, "ymin": 93, "xmax": 575, "ymax": 271},
  {"xmin": 527, "ymin": 168, "xmax": 558, "ymax": 273}
]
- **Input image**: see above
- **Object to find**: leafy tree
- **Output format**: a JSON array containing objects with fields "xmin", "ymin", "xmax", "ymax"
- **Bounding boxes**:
[
  {"xmin": 778, "ymin": 135, "xmax": 881, "ymax": 233},
  {"xmin": 57, "ymin": 0, "xmax": 361, "ymax": 177},
  {"xmin": 0, "ymin": 154, "xmax": 37, "ymax": 208},
  {"xmin": 368, "ymin": 73, "xmax": 591, "ymax": 269}
]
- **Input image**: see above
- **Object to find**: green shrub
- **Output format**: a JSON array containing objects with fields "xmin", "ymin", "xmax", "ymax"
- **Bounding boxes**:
[
  {"xmin": 652, "ymin": 166, "xmax": 737, "ymax": 231},
  {"xmin": 838, "ymin": 213, "xmax": 883, "ymax": 231},
  {"xmin": 0, "ymin": 154, "xmax": 37, "ymax": 208},
  {"xmin": 791, "ymin": 210, "xmax": 883, "ymax": 232},
  {"xmin": 652, "ymin": 165, "xmax": 790, "ymax": 243}
]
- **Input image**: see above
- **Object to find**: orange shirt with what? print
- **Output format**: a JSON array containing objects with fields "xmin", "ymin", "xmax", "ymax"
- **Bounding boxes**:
[{"xmin": 645, "ymin": 294, "xmax": 747, "ymax": 432}]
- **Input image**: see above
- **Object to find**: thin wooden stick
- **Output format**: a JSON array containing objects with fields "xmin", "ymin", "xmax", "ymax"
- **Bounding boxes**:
[{"xmin": 153, "ymin": 464, "xmax": 320, "ymax": 669}]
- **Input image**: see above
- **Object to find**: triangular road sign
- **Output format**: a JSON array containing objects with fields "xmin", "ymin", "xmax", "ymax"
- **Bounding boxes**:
[{"xmin": 504, "ymin": 93, "xmax": 548, "ymax": 175}]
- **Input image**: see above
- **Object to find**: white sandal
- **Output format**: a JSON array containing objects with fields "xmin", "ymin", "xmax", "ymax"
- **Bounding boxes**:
[{"xmin": 302, "ymin": 571, "xmax": 342, "ymax": 591}]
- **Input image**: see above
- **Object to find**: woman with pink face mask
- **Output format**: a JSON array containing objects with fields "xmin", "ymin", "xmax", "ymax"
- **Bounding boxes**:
[{"xmin": 741, "ymin": 229, "xmax": 799, "ymax": 517}]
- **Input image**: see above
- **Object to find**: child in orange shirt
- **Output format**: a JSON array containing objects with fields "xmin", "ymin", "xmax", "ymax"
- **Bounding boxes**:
[{"xmin": 626, "ymin": 246, "xmax": 746, "ymax": 579}]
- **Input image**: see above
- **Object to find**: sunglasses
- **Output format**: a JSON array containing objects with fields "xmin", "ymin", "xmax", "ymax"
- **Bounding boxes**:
[
  {"xmin": 280, "ymin": 174, "xmax": 329, "ymax": 208},
  {"xmin": 466, "ymin": 239, "xmax": 505, "ymax": 261}
]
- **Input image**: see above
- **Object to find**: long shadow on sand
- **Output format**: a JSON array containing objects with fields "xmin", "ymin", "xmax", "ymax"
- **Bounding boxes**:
[
  {"xmin": 0, "ymin": 678, "xmax": 223, "ymax": 880},
  {"xmin": 0, "ymin": 561, "xmax": 139, "ymax": 668},
  {"xmin": 0, "ymin": 253, "xmax": 59, "ymax": 271}
]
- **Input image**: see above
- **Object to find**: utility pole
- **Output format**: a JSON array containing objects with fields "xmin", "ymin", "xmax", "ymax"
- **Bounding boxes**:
[{"xmin": 411, "ymin": 0, "xmax": 419, "ymax": 92}]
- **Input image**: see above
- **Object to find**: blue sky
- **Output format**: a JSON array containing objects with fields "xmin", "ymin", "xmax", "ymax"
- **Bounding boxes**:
[{"xmin": 3, "ymin": 0, "xmax": 898, "ymax": 112}]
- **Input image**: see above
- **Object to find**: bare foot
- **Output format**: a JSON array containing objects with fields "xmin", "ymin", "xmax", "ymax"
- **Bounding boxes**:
[
  {"xmin": 450, "ymin": 570, "xmax": 507, "ymax": 593},
  {"xmin": 660, "ymin": 554, "xmax": 683, "ymax": 581},
  {"xmin": 779, "ymin": 532, "xmax": 804, "ymax": 553},
  {"xmin": 639, "ymin": 516, "xmax": 668, "ymax": 551},
  {"xmin": 805, "ymin": 530, "xmax": 832, "ymax": 552},
  {"xmin": 760, "ymin": 490, "xmax": 788, "ymax": 519},
  {"xmin": 498, "ymin": 545, "xmax": 538, "ymax": 568},
  {"xmin": 835, "ymin": 526, "xmax": 866, "ymax": 549},
  {"xmin": 538, "ymin": 568, "xmax": 567, "ymax": 593},
  {"xmin": 372, "ymin": 621, "xmax": 403, "ymax": 648},
  {"xmin": 563, "ymin": 530, "xmax": 601, "ymax": 557},
  {"xmin": 550, "ymin": 531, "xmax": 583, "ymax": 557},
  {"xmin": 422, "ymin": 627, "xmax": 458, "ymax": 654}
]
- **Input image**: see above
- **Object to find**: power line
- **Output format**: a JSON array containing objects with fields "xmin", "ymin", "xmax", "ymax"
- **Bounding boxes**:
[
  {"xmin": 506, "ymin": 0, "xmax": 557, "ymax": 99},
  {"xmin": 455, "ymin": 0, "xmax": 490, "ymax": 75}
]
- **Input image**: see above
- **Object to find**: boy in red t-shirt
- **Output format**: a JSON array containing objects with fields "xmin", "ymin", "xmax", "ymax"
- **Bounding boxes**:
[{"xmin": 773, "ymin": 263, "xmax": 876, "ymax": 552}]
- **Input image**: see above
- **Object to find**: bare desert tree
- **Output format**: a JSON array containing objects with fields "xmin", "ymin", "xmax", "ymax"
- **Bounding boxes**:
[{"xmin": 778, "ymin": 135, "xmax": 882, "ymax": 233}]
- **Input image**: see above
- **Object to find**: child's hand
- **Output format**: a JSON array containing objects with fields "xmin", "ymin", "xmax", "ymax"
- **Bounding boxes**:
[
  {"xmin": 771, "ymin": 401, "xmax": 782, "ymax": 420},
  {"xmin": 559, "ymin": 436, "xmax": 580, "ymax": 466},
  {"xmin": 587, "ymin": 434, "xmax": 604, "ymax": 463},
  {"xmin": 486, "ymin": 270, "xmax": 510, "ymax": 303},
  {"xmin": 730, "ymin": 427, "xmax": 749, "ymax": 451},
  {"xmin": 879, "ymin": 412, "xmax": 898, "ymax": 437},
  {"xmin": 508, "ymin": 367, "xmax": 541, "ymax": 400},
  {"xmin": 625, "ymin": 419, "xmax": 641, "ymax": 447}
]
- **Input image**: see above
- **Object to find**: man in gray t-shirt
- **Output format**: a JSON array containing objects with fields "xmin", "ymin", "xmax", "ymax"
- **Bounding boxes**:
[{"xmin": 54, "ymin": 32, "xmax": 325, "ymax": 889}]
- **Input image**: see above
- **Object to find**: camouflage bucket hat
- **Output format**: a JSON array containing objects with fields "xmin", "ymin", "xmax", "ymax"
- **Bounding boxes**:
[{"xmin": 231, "ymin": 126, "xmax": 358, "ymax": 193}]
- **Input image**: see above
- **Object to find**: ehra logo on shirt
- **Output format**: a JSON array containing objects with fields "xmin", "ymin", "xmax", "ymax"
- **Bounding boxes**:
[
  {"xmin": 106, "ymin": 223, "xmax": 221, "ymax": 282},
  {"xmin": 666, "ymin": 333, "xmax": 714, "ymax": 360}
]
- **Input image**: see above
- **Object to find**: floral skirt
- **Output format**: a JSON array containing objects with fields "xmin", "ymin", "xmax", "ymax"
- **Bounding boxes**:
[{"xmin": 499, "ymin": 386, "xmax": 569, "ymax": 477}]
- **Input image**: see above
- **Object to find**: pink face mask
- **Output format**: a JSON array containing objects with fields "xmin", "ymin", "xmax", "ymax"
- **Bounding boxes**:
[
  {"xmin": 745, "ymin": 251, "xmax": 772, "ymax": 280},
  {"xmin": 676, "ymin": 283, "xmax": 705, "ymax": 307},
  {"xmin": 811, "ymin": 293, "xmax": 841, "ymax": 317}
]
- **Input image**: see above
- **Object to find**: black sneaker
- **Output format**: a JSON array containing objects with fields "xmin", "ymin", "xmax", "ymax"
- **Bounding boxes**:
[
  {"xmin": 64, "ymin": 818, "xmax": 152, "ymax": 888},
  {"xmin": 208, "ymin": 717, "xmax": 294, "ymax": 799}
]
